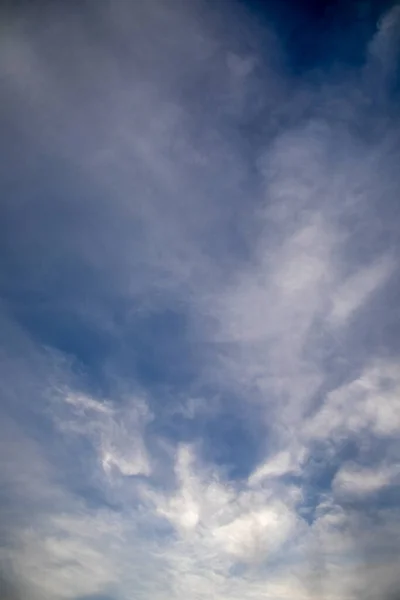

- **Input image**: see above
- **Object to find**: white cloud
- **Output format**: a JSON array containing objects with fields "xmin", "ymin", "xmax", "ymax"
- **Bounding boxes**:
[
  {"xmin": 333, "ymin": 462, "xmax": 398, "ymax": 498},
  {"xmin": 304, "ymin": 360, "xmax": 400, "ymax": 444},
  {"xmin": 64, "ymin": 392, "xmax": 113, "ymax": 415},
  {"xmin": 144, "ymin": 444, "xmax": 304, "ymax": 569},
  {"xmin": 211, "ymin": 502, "xmax": 297, "ymax": 560},
  {"xmin": 328, "ymin": 257, "xmax": 394, "ymax": 326},
  {"xmin": 15, "ymin": 520, "xmax": 118, "ymax": 599},
  {"xmin": 248, "ymin": 450, "xmax": 296, "ymax": 484},
  {"xmin": 59, "ymin": 392, "xmax": 153, "ymax": 478}
]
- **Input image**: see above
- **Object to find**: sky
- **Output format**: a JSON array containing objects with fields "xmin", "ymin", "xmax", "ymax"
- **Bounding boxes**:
[{"xmin": 0, "ymin": 0, "xmax": 400, "ymax": 599}]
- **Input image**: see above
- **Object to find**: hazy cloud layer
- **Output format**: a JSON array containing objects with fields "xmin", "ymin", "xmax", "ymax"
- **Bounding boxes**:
[{"xmin": 0, "ymin": 1, "xmax": 399, "ymax": 599}]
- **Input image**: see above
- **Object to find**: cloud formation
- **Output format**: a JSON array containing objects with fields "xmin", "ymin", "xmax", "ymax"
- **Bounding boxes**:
[{"xmin": 0, "ymin": 0, "xmax": 399, "ymax": 599}]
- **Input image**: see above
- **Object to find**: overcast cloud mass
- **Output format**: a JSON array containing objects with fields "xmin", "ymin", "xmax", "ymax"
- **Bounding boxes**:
[{"xmin": 0, "ymin": 0, "xmax": 400, "ymax": 599}]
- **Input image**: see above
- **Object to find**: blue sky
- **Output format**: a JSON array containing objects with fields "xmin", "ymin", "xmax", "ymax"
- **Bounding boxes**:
[{"xmin": 0, "ymin": 1, "xmax": 400, "ymax": 599}]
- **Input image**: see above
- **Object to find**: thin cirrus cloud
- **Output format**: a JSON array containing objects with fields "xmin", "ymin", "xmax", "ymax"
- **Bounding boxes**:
[{"xmin": 0, "ymin": 0, "xmax": 399, "ymax": 599}]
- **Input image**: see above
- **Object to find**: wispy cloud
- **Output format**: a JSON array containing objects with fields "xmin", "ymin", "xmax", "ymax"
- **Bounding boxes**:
[{"xmin": 0, "ymin": 0, "xmax": 399, "ymax": 599}]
